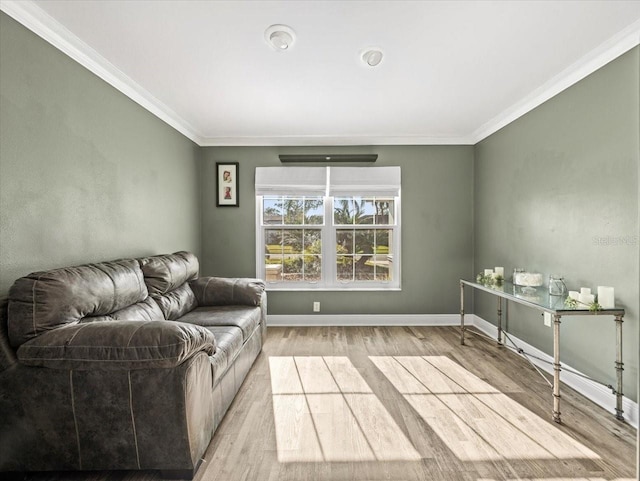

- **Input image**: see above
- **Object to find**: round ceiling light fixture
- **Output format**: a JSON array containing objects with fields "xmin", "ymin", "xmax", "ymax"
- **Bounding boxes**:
[
  {"xmin": 265, "ymin": 24, "xmax": 296, "ymax": 51},
  {"xmin": 362, "ymin": 48, "xmax": 384, "ymax": 67}
]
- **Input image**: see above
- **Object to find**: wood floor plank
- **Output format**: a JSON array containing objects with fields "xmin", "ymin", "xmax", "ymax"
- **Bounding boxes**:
[
  {"xmin": 306, "ymin": 393, "xmax": 375, "ymax": 462},
  {"xmin": 342, "ymin": 393, "xmax": 421, "ymax": 461},
  {"xmin": 272, "ymin": 394, "xmax": 324, "ymax": 462},
  {"xmin": 322, "ymin": 356, "xmax": 371, "ymax": 393}
]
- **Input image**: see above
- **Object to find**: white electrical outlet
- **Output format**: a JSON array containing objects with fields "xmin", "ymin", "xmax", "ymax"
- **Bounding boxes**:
[
  {"xmin": 313, "ymin": 301, "xmax": 320, "ymax": 312},
  {"xmin": 543, "ymin": 312, "xmax": 552, "ymax": 327}
]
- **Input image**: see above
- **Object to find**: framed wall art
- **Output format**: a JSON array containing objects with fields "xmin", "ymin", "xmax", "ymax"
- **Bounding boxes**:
[{"xmin": 216, "ymin": 162, "xmax": 239, "ymax": 207}]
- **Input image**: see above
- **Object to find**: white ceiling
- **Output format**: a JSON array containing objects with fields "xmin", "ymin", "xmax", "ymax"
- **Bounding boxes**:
[{"xmin": 3, "ymin": 0, "xmax": 640, "ymax": 146}]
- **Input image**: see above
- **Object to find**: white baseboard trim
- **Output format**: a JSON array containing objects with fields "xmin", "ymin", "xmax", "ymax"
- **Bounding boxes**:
[
  {"xmin": 471, "ymin": 314, "xmax": 638, "ymax": 429},
  {"xmin": 266, "ymin": 312, "xmax": 638, "ymax": 429},
  {"xmin": 267, "ymin": 313, "xmax": 460, "ymax": 327}
]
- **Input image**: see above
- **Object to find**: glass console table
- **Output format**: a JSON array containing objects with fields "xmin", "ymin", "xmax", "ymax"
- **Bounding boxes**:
[{"xmin": 460, "ymin": 279, "xmax": 625, "ymax": 424}]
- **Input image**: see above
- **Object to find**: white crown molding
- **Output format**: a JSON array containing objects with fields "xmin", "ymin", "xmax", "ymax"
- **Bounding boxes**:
[
  {"xmin": 1, "ymin": 0, "xmax": 639, "ymax": 147},
  {"xmin": 471, "ymin": 18, "xmax": 640, "ymax": 144},
  {"xmin": 0, "ymin": 0, "xmax": 205, "ymax": 145},
  {"xmin": 198, "ymin": 135, "xmax": 474, "ymax": 147},
  {"xmin": 472, "ymin": 315, "xmax": 638, "ymax": 429}
]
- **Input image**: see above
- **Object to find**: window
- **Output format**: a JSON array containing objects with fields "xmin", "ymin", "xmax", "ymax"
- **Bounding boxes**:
[
  {"xmin": 334, "ymin": 196, "xmax": 395, "ymax": 283},
  {"xmin": 263, "ymin": 196, "xmax": 324, "ymax": 282},
  {"xmin": 256, "ymin": 166, "xmax": 401, "ymax": 290}
]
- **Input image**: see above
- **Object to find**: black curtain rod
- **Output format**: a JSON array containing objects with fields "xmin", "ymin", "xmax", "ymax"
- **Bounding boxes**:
[{"xmin": 279, "ymin": 154, "xmax": 378, "ymax": 163}]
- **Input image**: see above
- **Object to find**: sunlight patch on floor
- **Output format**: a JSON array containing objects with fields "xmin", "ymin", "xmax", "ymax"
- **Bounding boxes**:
[
  {"xmin": 369, "ymin": 355, "xmax": 601, "ymax": 462},
  {"xmin": 269, "ymin": 356, "xmax": 421, "ymax": 463}
]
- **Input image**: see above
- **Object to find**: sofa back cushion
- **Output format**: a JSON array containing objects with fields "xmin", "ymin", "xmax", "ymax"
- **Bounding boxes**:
[
  {"xmin": 139, "ymin": 251, "xmax": 199, "ymax": 296},
  {"xmin": 110, "ymin": 296, "xmax": 164, "ymax": 321},
  {"xmin": 139, "ymin": 251, "xmax": 199, "ymax": 320},
  {"xmin": 152, "ymin": 283, "xmax": 197, "ymax": 321},
  {"xmin": 81, "ymin": 297, "xmax": 165, "ymax": 323},
  {"xmin": 7, "ymin": 259, "xmax": 148, "ymax": 348}
]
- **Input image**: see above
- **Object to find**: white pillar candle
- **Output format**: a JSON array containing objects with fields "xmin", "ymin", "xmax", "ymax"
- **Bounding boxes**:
[
  {"xmin": 494, "ymin": 267, "xmax": 504, "ymax": 277},
  {"xmin": 484, "ymin": 269, "xmax": 493, "ymax": 276},
  {"xmin": 568, "ymin": 291, "xmax": 579, "ymax": 300},
  {"xmin": 578, "ymin": 293, "xmax": 595, "ymax": 306},
  {"xmin": 597, "ymin": 286, "xmax": 615, "ymax": 309},
  {"xmin": 580, "ymin": 287, "xmax": 591, "ymax": 296}
]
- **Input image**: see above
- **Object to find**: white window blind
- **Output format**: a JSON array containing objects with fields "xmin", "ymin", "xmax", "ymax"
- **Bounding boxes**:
[
  {"xmin": 255, "ymin": 167, "xmax": 327, "ymax": 196},
  {"xmin": 255, "ymin": 166, "xmax": 401, "ymax": 196},
  {"xmin": 328, "ymin": 166, "xmax": 401, "ymax": 197}
]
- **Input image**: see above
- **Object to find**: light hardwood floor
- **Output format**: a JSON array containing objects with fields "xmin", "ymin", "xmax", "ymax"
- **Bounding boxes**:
[{"xmin": 11, "ymin": 326, "xmax": 638, "ymax": 481}]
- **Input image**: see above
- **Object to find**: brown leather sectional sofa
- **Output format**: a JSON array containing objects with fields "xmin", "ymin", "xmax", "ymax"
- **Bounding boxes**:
[{"xmin": 0, "ymin": 251, "xmax": 266, "ymax": 478}]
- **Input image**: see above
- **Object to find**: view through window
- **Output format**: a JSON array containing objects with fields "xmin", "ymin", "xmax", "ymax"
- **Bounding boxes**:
[{"xmin": 255, "ymin": 167, "xmax": 401, "ymax": 290}]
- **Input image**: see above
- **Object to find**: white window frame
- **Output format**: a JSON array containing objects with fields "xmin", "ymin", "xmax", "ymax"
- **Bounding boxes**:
[{"xmin": 255, "ymin": 166, "xmax": 401, "ymax": 291}]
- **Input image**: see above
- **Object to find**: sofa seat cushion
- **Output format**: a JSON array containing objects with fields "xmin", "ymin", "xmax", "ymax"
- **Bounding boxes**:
[
  {"xmin": 16, "ymin": 320, "xmax": 215, "ymax": 370},
  {"xmin": 8, "ymin": 259, "xmax": 148, "ymax": 348},
  {"xmin": 177, "ymin": 306, "xmax": 261, "ymax": 342},
  {"xmin": 206, "ymin": 326, "xmax": 243, "ymax": 386}
]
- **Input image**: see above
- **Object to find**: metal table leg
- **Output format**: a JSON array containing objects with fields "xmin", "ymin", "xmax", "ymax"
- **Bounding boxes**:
[
  {"xmin": 615, "ymin": 315, "xmax": 624, "ymax": 421},
  {"xmin": 553, "ymin": 314, "xmax": 562, "ymax": 423},
  {"xmin": 460, "ymin": 281, "xmax": 465, "ymax": 345},
  {"xmin": 497, "ymin": 297, "xmax": 503, "ymax": 346}
]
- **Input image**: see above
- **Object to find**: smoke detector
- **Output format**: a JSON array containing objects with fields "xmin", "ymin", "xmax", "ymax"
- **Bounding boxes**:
[
  {"xmin": 362, "ymin": 48, "xmax": 384, "ymax": 67},
  {"xmin": 265, "ymin": 25, "xmax": 296, "ymax": 51}
]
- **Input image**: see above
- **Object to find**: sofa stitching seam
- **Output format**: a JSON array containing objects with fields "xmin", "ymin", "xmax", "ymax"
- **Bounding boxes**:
[
  {"xmin": 167, "ymin": 257, "xmax": 174, "ymax": 294},
  {"xmin": 69, "ymin": 370, "xmax": 82, "ymax": 469},
  {"xmin": 65, "ymin": 323, "xmax": 91, "ymax": 346},
  {"xmin": 22, "ymin": 340, "xmax": 192, "ymax": 349},
  {"xmin": 125, "ymin": 321, "xmax": 151, "ymax": 348},
  {"xmin": 204, "ymin": 277, "xmax": 214, "ymax": 305},
  {"xmin": 231, "ymin": 278, "xmax": 238, "ymax": 303},
  {"xmin": 92, "ymin": 263, "xmax": 119, "ymax": 314},
  {"xmin": 128, "ymin": 371, "xmax": 141, "ymax": 469},
  {"xmin": 20, "ymin": 355, "xmax": 190, "ymax": 362},
  {"xmin": 32, "ymin": 274, "xmax": 44, "ymax": 339}
]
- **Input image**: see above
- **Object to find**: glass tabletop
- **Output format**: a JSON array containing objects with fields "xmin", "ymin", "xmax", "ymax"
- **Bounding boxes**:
[{"xmin": 461, "ymin": 279, "xmax": 625, "ymax": 316}]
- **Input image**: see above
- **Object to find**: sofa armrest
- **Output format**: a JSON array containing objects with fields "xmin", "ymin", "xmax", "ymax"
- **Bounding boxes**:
[
  {"xmin": 190, "ymin": 277, "xmax": 265, "ymax": 307},
  {"xmin": 16, "ymin": 320, "xmax": 215, "ymax": 370}
]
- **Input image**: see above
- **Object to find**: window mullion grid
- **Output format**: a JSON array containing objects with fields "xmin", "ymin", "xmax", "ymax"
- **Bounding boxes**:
[
  {"xmin": 324, "ymin": 196, "xmax": 335, "ymax": 288},
  {"xmin": 259, "ymin": 192, "xmax": 399, "ymax": 290},
  {"xmin": 349, "ymin": 224, "xmax": 378, "ymax": 283},
  {"xmin": 301, "ymin": 225, "xmax": 305, "ymax": 282},
  {"xmin": 256, "ymin": 196, "xmax": 265, "ymax": 281},
  {"xmin": 345, "ymin": 218, "xmax": 395, "ymax": 285},
  {"xmin": 351, "ymin": 225, "xmax": 361, "ymax": 283}
]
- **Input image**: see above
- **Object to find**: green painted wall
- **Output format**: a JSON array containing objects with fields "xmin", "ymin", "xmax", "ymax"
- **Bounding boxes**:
[
  {"xmin": 474, "ymin": 47, "xmax": 639, "ymax": 401},
  {"xmin": 0, "ymin": 12, "xmax": 201, "ymax": 298},
  {"xmin": 200, "ymin": 145, "xmax": 474, "ymax": 315},
  {"xmin": 1, "ymin": 6, "xmax": 636, "ymax": 405}
]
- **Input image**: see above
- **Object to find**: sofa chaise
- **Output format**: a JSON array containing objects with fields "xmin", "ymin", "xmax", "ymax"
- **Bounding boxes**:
[{"xmin": 0, "ymin": 251, "xmax": 266, "ymax": 479}]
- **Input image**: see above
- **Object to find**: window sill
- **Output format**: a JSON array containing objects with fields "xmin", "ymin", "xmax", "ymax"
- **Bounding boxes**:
[{"xmin": 265, "ymin": 286, "xmax": 402, "ymax": 292}]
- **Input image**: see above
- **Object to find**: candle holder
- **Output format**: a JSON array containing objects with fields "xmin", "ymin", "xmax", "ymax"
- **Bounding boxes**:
[{"xmin": 549, "ymin": 275, "xmax": 566, "ymax": 296}]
